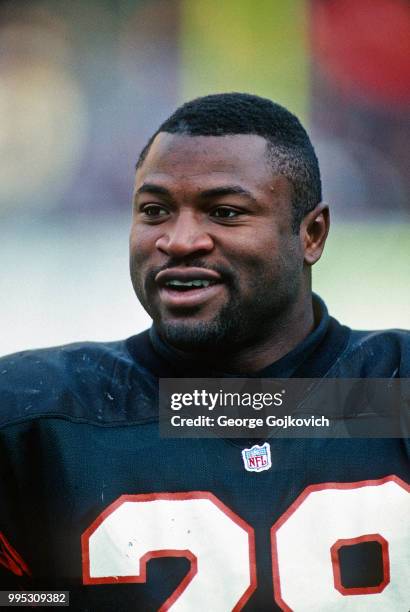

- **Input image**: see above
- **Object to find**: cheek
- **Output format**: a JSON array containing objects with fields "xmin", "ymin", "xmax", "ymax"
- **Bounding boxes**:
[
  {"xmin": 237, "ymin": 237, "xmax": 302, "ymax": 286},
  {"xmin": 232, "ymin": 237, "xmax": 281, "ymax": 273},
  {"xmin": 129, "ymin": 224, "xmax": 157, "ymax": 262},
  {"xmin": 129, "ymin": 228, "xmax": 149, "ymax": 284}
]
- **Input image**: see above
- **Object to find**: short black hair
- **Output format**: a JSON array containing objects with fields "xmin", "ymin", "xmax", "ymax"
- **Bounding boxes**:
[{"xmin": 136, "ymin": 92, "xmax": 322, "ymax": 230}]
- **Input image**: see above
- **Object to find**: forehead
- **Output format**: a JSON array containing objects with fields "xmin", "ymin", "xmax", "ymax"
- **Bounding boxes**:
[{"xmin": 135, "ymin": 133, "xmax": 272, "ymax": 187}]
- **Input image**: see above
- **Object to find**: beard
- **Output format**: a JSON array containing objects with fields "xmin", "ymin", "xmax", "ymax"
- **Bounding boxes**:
[
  {"xmin": 131, "ymin": 256, "xmax": 301, "ymax": 355},
  {"xmin": 154, "ymin": 292, "xmax": 248, "ymax": 353}
]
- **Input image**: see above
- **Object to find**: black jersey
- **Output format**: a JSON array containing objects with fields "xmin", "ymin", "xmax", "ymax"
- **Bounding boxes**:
[{"xmin": 0, "ymin": 298, "xmax": 409, "ymax": 610}]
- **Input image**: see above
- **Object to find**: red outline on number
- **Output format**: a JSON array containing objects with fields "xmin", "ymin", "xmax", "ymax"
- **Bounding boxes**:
[
  {"xmin": 330, "ymin": 533, "xmax": 389, "ymax": 595},
  {"xmin": 0, "ymin": 532, "xmax": 31, "ymax": 577},
  {"xmin": 270, "ymin": 475, "xmax": 410, "ymax": 612},
  {"xmin": 82, "ymin": 491, "xmax": 257, "ymax": 611}
]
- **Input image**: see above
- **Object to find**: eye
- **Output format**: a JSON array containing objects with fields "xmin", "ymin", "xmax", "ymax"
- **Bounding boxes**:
[
  {"xmin": 140, "ymin": 204, "xmax": 169, "ymax": 218},
  {"xmin": 211, "ymin": 207, "xmax": 242, "ymax": 219}
]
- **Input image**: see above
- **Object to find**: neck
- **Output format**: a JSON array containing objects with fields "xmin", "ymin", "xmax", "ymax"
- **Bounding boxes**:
[
  {"xmin": 157, "ymin": 294, "xmax": 315, "ymax": 374},
  {"xmin": 211, "ymin": 296, "xmax": 315, "ymax": 372}
]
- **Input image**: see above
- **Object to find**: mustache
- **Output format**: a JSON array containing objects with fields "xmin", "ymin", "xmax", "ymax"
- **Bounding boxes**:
[{"xmin": 144, "ymin": 258, "xmax": 236, "ymax": 288}]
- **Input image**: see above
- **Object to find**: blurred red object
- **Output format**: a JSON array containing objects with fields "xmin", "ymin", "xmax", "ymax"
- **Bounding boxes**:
[{"xmin": 311, "ymin": 0, "xmax": 410, "ymax": 106}]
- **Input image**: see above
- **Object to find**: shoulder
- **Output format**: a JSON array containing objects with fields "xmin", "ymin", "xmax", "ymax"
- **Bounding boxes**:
[
  {"xmin": 330, "ymin": 326, "xmax": 410, "ymax": 377},
  {"xmin": 0, "ymin": 334, "xmax": 157, "ymax": 427},
  {"xmin": 0, "ymin": 338, "xmax": 133, "ymax": 385}
]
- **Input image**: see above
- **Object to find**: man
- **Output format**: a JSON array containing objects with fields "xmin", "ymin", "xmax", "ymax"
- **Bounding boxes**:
[{"xmin": 0, "ymin": 93, "xmax": 409, "ymax": 610}]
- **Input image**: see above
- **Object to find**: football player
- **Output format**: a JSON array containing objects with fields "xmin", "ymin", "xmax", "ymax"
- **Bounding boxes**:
[{"xmin": 0, "ymin": 93, "xmax": 409, "ymax": 610}]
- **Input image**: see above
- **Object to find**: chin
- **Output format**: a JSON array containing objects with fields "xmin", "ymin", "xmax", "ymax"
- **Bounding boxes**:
[{"xmin": 157, "ymin": 317, "xmax": 233, "ymax": 353}]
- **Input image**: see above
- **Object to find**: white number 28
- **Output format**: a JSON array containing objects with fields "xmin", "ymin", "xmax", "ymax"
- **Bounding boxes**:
[{"xmin": 82, "ymin": 476, "xmax": 409, "ymax": 611}]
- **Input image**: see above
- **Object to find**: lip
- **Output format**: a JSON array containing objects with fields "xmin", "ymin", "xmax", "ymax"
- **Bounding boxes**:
[
  {"xmin": 158, "ymin": 283, "xmax": 225, "ymax": 309},
  {"xmin": 155, "ymin": 267, "xmax": 222, "ymax": 286},
  {"xmin": 154, "ymin": 267, "xmax": 224, "ymax": 310}
]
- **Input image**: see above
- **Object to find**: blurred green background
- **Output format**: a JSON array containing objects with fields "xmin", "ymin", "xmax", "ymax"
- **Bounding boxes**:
[{"xmin": 0, "ymin": 0, "xmax": 409, "ymax": 354}]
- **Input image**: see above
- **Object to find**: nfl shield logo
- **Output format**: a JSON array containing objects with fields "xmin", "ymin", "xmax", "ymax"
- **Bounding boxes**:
[{"xmin": 241, "ymin": 442, "xmax": 271, "ymax": 473}]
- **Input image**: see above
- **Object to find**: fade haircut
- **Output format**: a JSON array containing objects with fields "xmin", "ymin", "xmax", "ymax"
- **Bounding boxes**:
[{"xmin": 136, "ymin": 92, "xmax": 322, "ymax": 231}]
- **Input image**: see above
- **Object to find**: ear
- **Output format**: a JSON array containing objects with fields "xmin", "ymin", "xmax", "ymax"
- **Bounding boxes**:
[{"xmin": 300, "ymin": 204, "xmax": 330, "ymax": 265}]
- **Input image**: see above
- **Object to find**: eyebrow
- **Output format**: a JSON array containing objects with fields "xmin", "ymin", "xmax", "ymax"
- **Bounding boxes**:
[
  {"xmin": 135, "ymin": 184, "xmax": 172, "ymax": 197},
  {"xmin": 198, "ymin": 186, "xmax": 256, "ymax": 203},
  {"xmin": 135, "ymin": 183, "xmax": 257, "ymax": 204}
]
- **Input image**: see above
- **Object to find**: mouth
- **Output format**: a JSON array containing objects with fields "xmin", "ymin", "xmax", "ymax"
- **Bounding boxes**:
[
  {"xmin": 164, "ymin": 278, "xmax": 218, "ymax": 290},
  {"xmin": 155, "ymin": 267, "xmax": 225, "ymax": 309}
]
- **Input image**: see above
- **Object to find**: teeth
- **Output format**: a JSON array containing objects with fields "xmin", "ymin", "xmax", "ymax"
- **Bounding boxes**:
[{"xmin": 166, "ymin": 279, "xmax": 211, "ymax": 288}]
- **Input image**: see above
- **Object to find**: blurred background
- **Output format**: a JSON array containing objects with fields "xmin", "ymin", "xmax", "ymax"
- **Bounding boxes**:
[{"xmin": 0, "ymin": 0, "xmax": 409, "ymax": 355}]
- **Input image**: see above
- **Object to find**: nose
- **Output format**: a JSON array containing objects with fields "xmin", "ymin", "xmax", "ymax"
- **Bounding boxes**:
[{"xmin": 155, "ymin": 211, "xmax": 214, "ymax": 258}]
